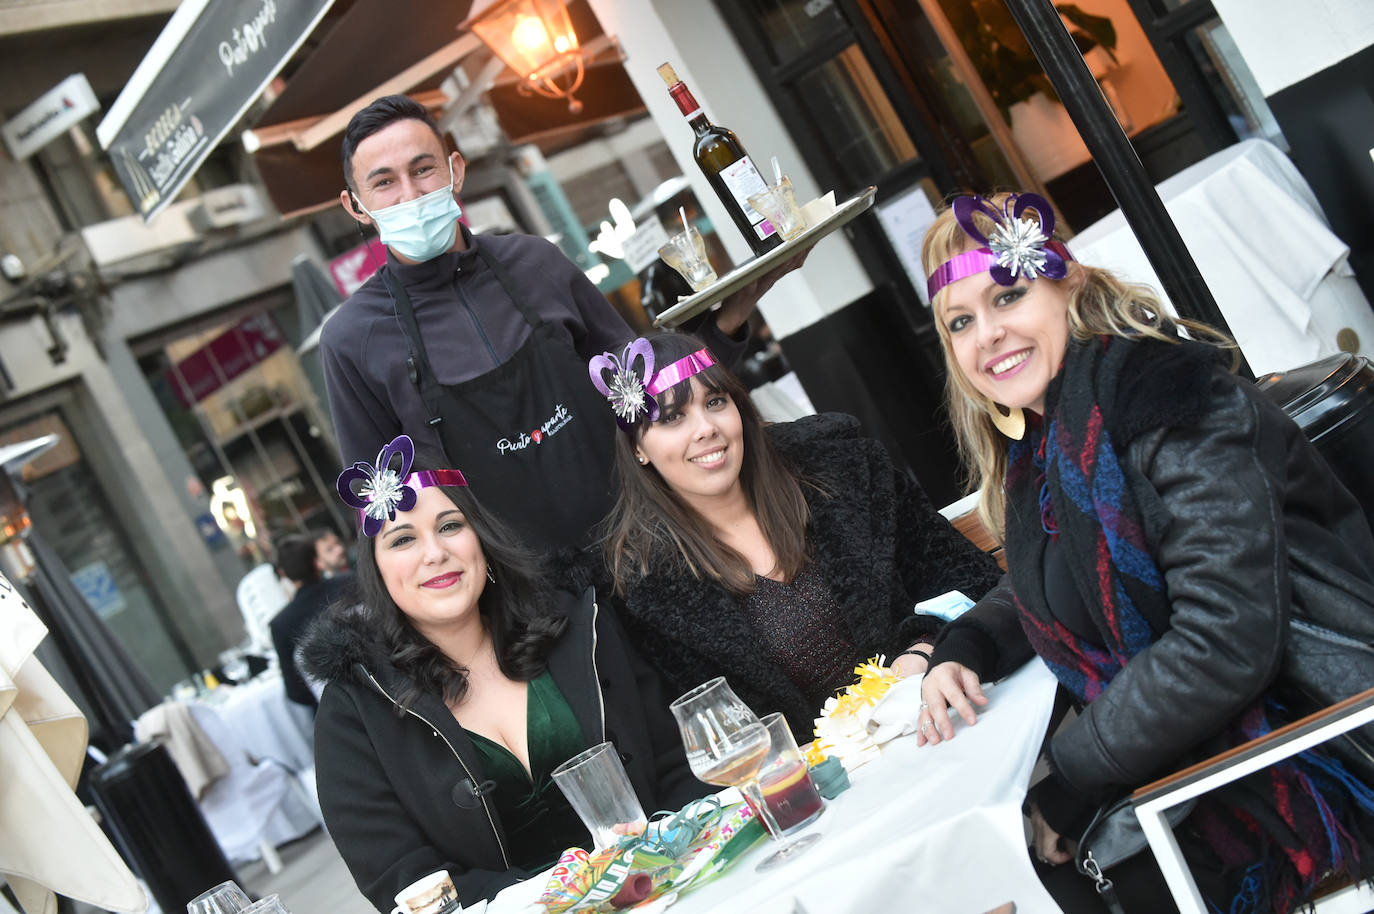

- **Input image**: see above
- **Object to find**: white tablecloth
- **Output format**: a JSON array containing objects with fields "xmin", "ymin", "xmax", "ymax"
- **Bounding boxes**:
[
  {"xmin": 1069, "ymin": 139, "xmax": 1374, "ymax": 376},
  {"xmin": 204, "ymin": 669, "xmax": 314, "ymax": 772},
  {"xmin": 489, "ymin": 661, "xmax": 1063, "ymax": 914}
]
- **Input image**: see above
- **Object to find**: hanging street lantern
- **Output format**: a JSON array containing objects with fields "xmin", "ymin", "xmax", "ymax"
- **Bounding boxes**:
[{"xmin": 464, "ymin": 0, "xmax": 587, "ymax": 113}]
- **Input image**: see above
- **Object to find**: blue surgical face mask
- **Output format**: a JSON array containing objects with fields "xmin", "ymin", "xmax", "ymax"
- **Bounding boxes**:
[{"xmin": 357, "ymin": 160, "xmax": 463, "ymax": 262}]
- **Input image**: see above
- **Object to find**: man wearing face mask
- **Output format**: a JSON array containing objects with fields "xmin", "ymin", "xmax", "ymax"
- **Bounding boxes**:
[{"xmin": 321, "ymin": 95, "xmax": 779, "ymax": 552}]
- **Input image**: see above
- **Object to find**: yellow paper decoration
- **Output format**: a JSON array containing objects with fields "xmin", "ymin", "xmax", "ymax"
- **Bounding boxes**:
[{"xmin": 812, "ymin": 655, "xmax": 898, "ymax": 746}]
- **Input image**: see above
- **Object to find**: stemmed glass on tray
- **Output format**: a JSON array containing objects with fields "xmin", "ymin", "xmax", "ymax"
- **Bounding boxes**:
[{"xmin": 670, "ymin": 677, "xmax": 822, "ymax": 872}]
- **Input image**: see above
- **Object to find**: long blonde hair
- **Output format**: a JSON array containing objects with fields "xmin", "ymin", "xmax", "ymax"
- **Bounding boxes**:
[{"xmin": 921, "ymin": 193, "xmax": 1235, "ymax": 541}]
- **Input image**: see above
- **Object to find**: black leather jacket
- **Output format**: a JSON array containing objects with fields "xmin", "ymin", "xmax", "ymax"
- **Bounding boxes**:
[
  {"xmin": 934, "ymin": 370, "xmax": 1374, "ymax": 798},
  {"xmin": 301, "ymin": 587, "xmax": 704, "ymax": 911}
]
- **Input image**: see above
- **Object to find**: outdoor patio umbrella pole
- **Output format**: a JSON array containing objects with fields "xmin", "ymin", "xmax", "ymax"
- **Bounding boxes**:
[{"xmin": 1000, "ymin": 0, "xmax": 1251, "ymax": 378}]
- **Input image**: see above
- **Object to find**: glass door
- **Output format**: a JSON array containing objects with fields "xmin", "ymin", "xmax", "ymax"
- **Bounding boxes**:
[{"xmin": 720, "ymin": 0, "xmax": 1254, "ymax": 234}]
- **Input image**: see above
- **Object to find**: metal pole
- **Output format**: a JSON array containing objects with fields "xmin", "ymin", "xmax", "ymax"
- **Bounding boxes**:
[{"xmin": 1000, "ymin": 0, "xmax": 1249, "ymax": 374}]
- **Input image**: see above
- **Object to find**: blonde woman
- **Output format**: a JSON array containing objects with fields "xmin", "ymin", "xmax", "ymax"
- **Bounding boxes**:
[{"xmin": 916, "ymin": 192, "xmax": 1374, "ymax": 913}]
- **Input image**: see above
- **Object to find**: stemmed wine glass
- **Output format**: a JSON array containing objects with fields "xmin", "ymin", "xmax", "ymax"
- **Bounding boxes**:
[{"xmin": 670, "ymin": 677, "xmax": 822, "ymax": 872}]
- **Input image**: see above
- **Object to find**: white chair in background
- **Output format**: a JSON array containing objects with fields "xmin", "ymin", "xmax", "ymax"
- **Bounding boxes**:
[{"xmin": 235, "ymin": 564, "xmax": 290, "ymax": 657}]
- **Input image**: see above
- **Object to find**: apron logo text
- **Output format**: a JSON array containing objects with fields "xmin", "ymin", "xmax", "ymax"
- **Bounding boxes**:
[{"xmin": 496, "ymin": 404, "xmax": 574, "ymax": 455}]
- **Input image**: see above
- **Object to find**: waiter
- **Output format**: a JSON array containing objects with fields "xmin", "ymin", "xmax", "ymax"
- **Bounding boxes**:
[{"xmin": 322, "ymin": 95, "xmax": 780, "ymax": 550}]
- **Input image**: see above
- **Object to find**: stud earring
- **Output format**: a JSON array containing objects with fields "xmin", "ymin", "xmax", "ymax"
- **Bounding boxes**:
[
  {"xmin": 987, "ymin": 400, "xmax": 1026, "ymax": 440},
  {"xmin": 636, "ymin": 455, "xmax": 647, "ymax": 465}
]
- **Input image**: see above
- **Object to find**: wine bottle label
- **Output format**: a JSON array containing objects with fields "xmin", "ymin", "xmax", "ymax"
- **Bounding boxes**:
[{"xmin": 718, "ymin": 157, "xmax": 777, "ymax": 240}]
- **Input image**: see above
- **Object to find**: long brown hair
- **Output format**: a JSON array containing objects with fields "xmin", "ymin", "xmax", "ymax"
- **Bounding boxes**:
[
  {"xmin": 922, "ymin": 192, "xmax": 1236, "ymax": 541},
  {"xmin": 600, "ymin": 331, "xmax": 811, "ymax": 595}
]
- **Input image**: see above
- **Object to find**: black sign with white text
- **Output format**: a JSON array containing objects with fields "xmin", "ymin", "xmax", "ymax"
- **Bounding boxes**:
[{"xmin": 100, "ymin": 0, "xmax": 334, "ymax": 221}]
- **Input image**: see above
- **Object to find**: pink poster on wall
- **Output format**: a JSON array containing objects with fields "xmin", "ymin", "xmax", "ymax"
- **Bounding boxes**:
[
  {"xmin": 171, "ymin": 314, "xmax": 284, "ymax": 406},
  {"xmin": 328, "ymin": 238, "xmax": 388, "ymax": 297}
]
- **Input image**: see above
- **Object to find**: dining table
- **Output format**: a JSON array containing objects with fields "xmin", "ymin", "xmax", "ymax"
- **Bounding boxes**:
[
  {"xmin": 487, "ymin": 660, "xmax": 1064, "ymax": 914},
  {"xmin": 1067, "ymin": 138, "xmax": 1374, "ymax": 377},
  {"xmin": 199, "ymin": 667, "xmax": 314, "ymax": 772}
]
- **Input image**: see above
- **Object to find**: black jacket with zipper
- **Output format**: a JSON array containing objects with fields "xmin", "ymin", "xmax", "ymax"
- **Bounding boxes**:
[{"xmin": 300, "ymin": 586, "xmax": 705, "ymax": 911}]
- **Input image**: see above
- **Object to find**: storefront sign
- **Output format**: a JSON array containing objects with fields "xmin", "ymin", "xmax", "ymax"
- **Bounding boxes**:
[
  {"xmin": 328, "ymin": 238, "xmax": 388, "ymax": 297},
  {"xmin": 97, "ymin": 0, "xmax": 335, "ymax": 221},
  {"xmin": 2, "ymin": 75, "xmax": 100, "ymax": 160},
  {"xmin": 170, "ymin": 313, "xmax": 285, "ymax": 406}
]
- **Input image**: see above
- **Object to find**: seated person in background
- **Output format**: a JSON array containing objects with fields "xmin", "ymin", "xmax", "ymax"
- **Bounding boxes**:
[
  {"xmin": 301, "ymin": 437, "xmax": 704, "ymax": 909},
  {"xmin": 312, "ymin": 528, "xmax": 350, "ymax": 577},
  {"xmin": 590, "ymin": 331, "xmax": 1004, "ymax": 737},
  {"xmin": 916, "ymin": 192, "xmax": 1374, "ymax": 914},
  {"xmin": 271, "ymin": 530, "xmax": 354, "ymax": 710}
]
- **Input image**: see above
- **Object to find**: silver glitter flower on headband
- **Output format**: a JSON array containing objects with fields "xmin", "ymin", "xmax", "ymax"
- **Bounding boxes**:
[
  {"xmin": 337, "ymin": 435, "xmax": 418, "ymax": 536},
  {"xmin": 989, "ymin": 215, "xmax": 1049, "ymax": 280},
  {"xmin": 942, "ymin": 193, "xmax": 1069, "ymax": 291},
  {"xmin": 607, "ymin": 367, "xmax": 649, "ymax": 423},
  {"xmin": 360, "ymin": 468, "xmax": 405, "ymax": 522},
  {"xmin": 589, "ymin": 338, "xmax": 658, "ymax": 429}
]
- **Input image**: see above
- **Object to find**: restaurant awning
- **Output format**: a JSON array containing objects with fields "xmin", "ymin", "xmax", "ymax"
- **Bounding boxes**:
[
  {"xmin": 97, "ymin": 0, "xmax": 644, "ymax": 221},
  {"xmin": 244, "ymin": 0, "xmax": 640, "ymax": 217}
]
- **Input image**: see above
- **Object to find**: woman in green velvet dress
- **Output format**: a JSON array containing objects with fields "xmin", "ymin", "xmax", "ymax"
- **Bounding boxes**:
[{"xmin": 302, "ymin": 438, "xmax": 704, "ymax": 911}]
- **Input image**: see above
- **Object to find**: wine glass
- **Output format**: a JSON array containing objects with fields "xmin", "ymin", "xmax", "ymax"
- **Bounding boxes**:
[
  {"xmin": 670, "ymin": 677, "xmax": 822, "ymax": 871},
  {"xmin": 186, "ymin": 881, "xmax": 252, "ymax": 914}
]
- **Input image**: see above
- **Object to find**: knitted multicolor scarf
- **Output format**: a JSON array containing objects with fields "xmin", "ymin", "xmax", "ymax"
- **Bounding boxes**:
[{"xmin": 1004, "ymin": 335, "xmax": 1374, "ymax": 914}]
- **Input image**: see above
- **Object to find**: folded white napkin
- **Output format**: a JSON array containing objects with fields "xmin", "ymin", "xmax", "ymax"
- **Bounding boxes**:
[{"xmin": 864, "ymin": 675, "xmax": 927, "ymax": 744}]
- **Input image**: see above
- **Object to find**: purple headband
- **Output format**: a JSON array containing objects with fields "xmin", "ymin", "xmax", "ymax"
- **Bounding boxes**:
[
  {"xmin": 588, "ymin": 339, "xmax": 717, "ymax": 429},
  {"xmin": 336, "ymin": 435, "xmax": 468, "ymax": 536},
  {"xmin": 926, "ymin": 193, "xmax": 1072, "ymax": 301}
]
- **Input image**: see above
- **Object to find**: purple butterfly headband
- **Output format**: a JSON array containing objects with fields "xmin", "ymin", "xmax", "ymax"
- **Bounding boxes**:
[
  {"xmin": 588, "ymin": 338, "xmax": 717, "ymax": 429},
  {"xmin": 336, "ymin": 435, "xmax": 468, "ymax": 536},
  {"xmin": 926, "ymin": 193, "xmax": 1073, "ymax": 302}
]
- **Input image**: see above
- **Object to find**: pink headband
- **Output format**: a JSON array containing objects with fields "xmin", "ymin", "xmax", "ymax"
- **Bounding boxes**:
[
  {"xmin": 926, "ymin": 193, "xmax": 1072, "ymax": 301},
  {"xmin": 336, "ymin": 435, "xmax": 468, "ymax": 536},
  {"xmin": 588, "ymin": 339, "xmax": 717, "ymax": 428}
]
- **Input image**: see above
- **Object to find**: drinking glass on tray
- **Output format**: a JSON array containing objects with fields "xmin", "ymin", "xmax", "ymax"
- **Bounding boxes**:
[
  {"xmin": 186, "ymin": 881, "xmax": 251, "ymax": 914},
  {"xmin": 670, "ymin": 677, "xmax": 822, "ymax": 871}
]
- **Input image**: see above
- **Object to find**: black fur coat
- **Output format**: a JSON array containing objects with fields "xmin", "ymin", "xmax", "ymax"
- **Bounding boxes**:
[{"xmin": 618, "ymin": 412, "xmax": 1003, "ymax": 735}]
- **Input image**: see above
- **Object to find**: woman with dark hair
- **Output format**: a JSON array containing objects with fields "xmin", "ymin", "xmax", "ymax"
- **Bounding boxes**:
[
  {"xmin": 300, "ymin": 437, "xmax": 703, "ymax": 910},
  {"xmin": 590, "ymin": 331, "xmax": 1003, "ymax": 736}
]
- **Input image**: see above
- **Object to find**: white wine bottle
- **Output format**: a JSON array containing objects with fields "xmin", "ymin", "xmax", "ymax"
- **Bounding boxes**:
[{"xmin": 658, "ymin": 62, "xmax": 783, "ymax": 258}]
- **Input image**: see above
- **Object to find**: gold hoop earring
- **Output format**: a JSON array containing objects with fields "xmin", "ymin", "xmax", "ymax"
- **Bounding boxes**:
[{"xmin": 988, "ymin": 401, "xmax": 1026, "ymax": 440}]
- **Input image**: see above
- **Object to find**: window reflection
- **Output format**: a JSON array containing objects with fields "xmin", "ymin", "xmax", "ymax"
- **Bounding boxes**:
[
  {"xmin": 794, "ymin": 44, "xmax": 919, "ymax": 186},
  {"xmin": 741, "ymin": 0, "xmax": 849, "ymax": 65}
]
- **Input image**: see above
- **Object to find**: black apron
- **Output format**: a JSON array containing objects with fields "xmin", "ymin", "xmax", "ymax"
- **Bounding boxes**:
[{"xmin": 382, "ymin": 246, "xmax": 617, "ymax": 551}]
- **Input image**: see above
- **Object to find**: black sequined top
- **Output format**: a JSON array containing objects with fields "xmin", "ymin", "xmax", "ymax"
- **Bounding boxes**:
[{"xmin": 744, "ymin": 564, "xmax": 859, "ymax": 716}]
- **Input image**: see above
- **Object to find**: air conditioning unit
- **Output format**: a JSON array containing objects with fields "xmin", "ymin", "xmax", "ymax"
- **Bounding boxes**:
[{"xmin": 187, "ymin": 185, "xmax": 267, "ymax": 233}]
